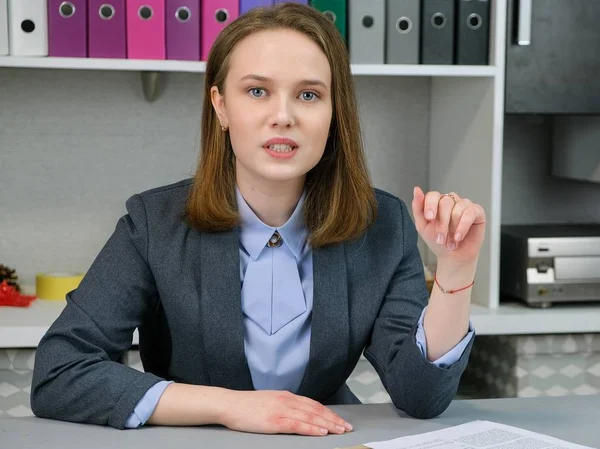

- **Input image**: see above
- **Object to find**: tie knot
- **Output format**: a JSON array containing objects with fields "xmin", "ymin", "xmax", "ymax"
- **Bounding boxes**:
[{"xmin": 267, "ymin": 231, "xmax": 283, "ymax": 248}]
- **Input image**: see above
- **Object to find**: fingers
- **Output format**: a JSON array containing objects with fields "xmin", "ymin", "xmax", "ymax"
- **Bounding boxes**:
[
  {"xmin": 453, "ymin": 202, "xmax": 485, "ymax": 242},
  {"xmin": 423, "ymin": 190, "xmax": 443, "ymax": 221},
  {"xmin": 411, "ymin": 186, "xmax": 427, "ymax": 230},
  {"xmin": 431, "ymin": 193, "xmax": 483, "ymax": 250},
  {"xmin": 418, "ymin": 190, "xmax": 476, "ymax": 250},
  {"xmin": 291, "ymin": 395, "xmax": 352, "ymax": 432},
  {"xmin": 419, "ymin": 191, "xmax": 459, "ymax": 243},
  {"xmin": 434, "ymin": 193, "xmax": 460, "ymax": 246},
  {"xmin": 276, "ymin": 418, "xmax": 330, "ymax": 436},
  {"xmin": 279, "ymin": 409, "xmax": 347, "ymax": 436}
]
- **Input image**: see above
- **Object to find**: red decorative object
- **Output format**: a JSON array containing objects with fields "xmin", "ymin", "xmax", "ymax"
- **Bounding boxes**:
[
  {"xmin": 434, "ymin": 274, "xmax": 475, "ymax": 294},
  {"xmin": 0, "ymin": 280, "xmax": 37, "ymax": 307}
]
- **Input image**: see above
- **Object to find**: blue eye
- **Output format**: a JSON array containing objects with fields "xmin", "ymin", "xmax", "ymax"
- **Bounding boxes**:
[
  {"xmin": 249, "ymin": 88, "xmax": 266, "ymax": 98},
  {"xmin": 301, "ymin": 91, "xmax": 318, "ymax": 101}
]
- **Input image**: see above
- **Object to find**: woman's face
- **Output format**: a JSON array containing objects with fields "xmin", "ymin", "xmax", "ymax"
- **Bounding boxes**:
[{"xmin": 211, "ymin": 29, "xmax": 333, "ymax": 191}]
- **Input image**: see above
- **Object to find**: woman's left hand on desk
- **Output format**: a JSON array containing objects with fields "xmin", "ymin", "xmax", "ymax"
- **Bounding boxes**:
[{"xmin": 218, "ymin": 390, "xmax": 352, "ymax": 436}]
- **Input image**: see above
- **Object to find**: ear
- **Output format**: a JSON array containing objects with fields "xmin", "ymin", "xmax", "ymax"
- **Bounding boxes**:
[{"xmin": 210, "ymin": 85, "xmax": 228, "ymax": 128}]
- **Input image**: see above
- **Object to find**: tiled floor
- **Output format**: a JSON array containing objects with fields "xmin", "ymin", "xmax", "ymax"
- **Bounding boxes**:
[
  {"xmin": 0, "ymin": 349, "xmax": 36, "ymax": 418},
  {"xmin": 346, "ymin": 359, "xmax": 392, "ymax": 403}
]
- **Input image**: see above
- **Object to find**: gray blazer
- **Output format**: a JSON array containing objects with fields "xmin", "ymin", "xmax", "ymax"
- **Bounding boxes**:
[{"xmin": 30, "ymin": 179, "xmax": 473, "ymax": 429}]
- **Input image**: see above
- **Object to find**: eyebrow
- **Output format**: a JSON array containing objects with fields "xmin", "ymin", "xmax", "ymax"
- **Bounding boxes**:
[{"xmin": 239, "ymin": 74, "xmax": 328, "ymax": 90}]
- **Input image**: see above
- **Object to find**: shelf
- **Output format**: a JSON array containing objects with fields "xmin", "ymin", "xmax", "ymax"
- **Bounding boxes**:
[
  {"xmin": 0, "ymin": 299, "xmax": 139, "ymax": 349},
  {"xmin": 470, "ymin": 301, "xmax": 600, "ymax": 336},
  {"xmin": 350, "ymin": 64, "xmax": 496, "ymax": 77},
  {"xmin": 0, "ymin": 56, "xmax": 207, "ymax": 73},
  {"xmin": 2, "ymin": 297, "xmax": 599, "ymax": 349},
  {"xmin": 0, "ymin": 56, "xmax": 497, "ymax": 77}
]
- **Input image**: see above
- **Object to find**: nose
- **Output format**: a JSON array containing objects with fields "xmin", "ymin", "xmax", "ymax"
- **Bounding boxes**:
[{"xmin": 269, "ymin": 94, "xmax": 296, "ymax": 129}]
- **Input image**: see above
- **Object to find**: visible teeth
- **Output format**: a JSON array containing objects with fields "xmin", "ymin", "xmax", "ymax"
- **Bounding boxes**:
[{"xmin": 268, "ymin": 144, "xmax": 294, "ymax": 152}]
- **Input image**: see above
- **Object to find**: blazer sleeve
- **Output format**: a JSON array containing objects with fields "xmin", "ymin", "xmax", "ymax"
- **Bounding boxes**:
[
  {"xmin": 362, "ymin": 198, "xmax": 474, "ymax": 419},
  {"xmin": 30, "ymin": 194, "xmax": 165, "ymax": 429}
]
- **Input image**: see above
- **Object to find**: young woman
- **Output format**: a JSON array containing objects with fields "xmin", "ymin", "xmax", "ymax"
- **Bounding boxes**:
[{"xmin": 31, "ymin": 3, "xmax": 485, "ymax": 438}]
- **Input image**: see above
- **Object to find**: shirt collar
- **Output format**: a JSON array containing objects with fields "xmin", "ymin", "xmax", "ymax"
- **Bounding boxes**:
[{"xmin": 236, "ymin": 186, "xmax": 308, "ymax": 261}]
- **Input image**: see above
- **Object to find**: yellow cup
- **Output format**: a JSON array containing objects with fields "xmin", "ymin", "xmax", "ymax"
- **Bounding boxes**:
[{"xmin": 35, "ymin": 272, "xmax": 84, "ymax": 300}]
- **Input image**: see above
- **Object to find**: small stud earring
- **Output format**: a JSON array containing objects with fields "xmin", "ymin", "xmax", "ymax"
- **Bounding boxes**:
[{"xmin": 221, "ymin": 124, "xmax": 228, "ymax": 131}]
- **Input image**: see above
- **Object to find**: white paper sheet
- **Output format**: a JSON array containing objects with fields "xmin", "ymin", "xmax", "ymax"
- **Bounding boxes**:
[{"xmin": 363, "ymin": 420, "xmax": 596, "ymax": 449}]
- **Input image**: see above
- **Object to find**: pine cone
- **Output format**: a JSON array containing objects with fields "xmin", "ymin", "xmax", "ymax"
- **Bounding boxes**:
[{"xmin": 0, "ymin": 264, "xmax": 21, "ymax": 293}]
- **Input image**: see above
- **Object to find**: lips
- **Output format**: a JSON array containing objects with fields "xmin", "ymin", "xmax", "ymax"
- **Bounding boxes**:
[{"xmin": 263, "ymin": 137, "xmax": 298, "ymax": 149}]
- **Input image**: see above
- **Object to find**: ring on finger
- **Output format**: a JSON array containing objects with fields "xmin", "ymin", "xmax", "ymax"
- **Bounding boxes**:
[{"xmin": 441, "ymin": 193, "xmax": 457, "ymax": 205}]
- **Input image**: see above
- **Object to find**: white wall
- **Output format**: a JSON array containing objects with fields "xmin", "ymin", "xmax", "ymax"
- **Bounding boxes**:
[{"xmin": 0, "ymin": 68, "xmax": 430, "ymax": 284}]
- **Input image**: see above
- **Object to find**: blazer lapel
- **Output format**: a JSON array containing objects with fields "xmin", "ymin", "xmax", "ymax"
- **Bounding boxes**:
[
  {"xmin": 197, "ymin": 228, "xmax": 254, "ymax": 391},
  {"xmin": 297, "ymin": 242, "xmax": 350, "ymax": 400}
]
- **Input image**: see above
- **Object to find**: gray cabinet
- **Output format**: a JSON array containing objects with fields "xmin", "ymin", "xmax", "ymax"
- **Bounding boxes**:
[{"xmin": 505, "ymin": 0, "xmax": 600, "ymax": 114}]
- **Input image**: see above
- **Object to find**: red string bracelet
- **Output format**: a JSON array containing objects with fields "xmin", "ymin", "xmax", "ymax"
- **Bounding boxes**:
[{"xmin": 434, "ymin": 274, "xmax": 475, "ymax": 294}]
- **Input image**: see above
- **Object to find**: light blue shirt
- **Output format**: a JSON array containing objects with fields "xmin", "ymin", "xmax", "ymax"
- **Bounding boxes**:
[
  {"xmin": 124, "ymin": 189, "xmax": 474, "ymax": 428},
  {"xmin": 237, "ymin": 188, "xmax": 313, "ymax": 392}
]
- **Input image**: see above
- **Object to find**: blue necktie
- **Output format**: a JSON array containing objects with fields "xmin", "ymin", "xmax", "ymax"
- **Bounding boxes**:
[{"xmin": 241, "ymin": 231, "xmax": 307, "ymax": 335}]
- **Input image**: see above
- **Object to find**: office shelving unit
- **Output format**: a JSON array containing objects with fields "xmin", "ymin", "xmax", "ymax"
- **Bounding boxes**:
[
  {"xmin": 0, "ymin": 0, "xmax": 505, "ymax": 306},
  {"xmin": 6, "ymin": 0, "xmax": 594, "ymax": 344}
]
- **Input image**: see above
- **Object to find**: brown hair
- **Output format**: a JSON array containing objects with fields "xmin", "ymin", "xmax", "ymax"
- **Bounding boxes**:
[{"xmin": 185, "ymin": 2, "xmax": 377, "ymax": 248}]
